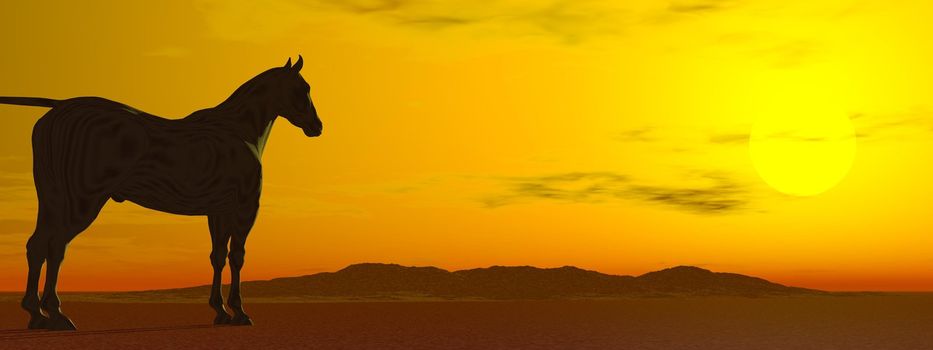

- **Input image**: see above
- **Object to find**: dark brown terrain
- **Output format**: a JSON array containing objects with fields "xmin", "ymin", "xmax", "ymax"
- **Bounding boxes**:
[
  {"xmin": 2, "ymin": 296, "xmax": 933, "ymax": 349},
  {"xmin": 2, "ymin": 264, "xmax": 930, "ymax": 349}
]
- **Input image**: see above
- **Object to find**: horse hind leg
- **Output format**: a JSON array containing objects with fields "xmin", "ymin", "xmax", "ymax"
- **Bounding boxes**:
[
  {"xmin": 36, "ymin": 195, "xmax": 109, "ymax": 331},
  {"xmin": 22, "ymin": 227, "xmax": 51, "ymax": 329},
  {"xmin": 40, "ymin": 234, "xmax": 77, "ymax": 331},
  {"xmin": 26, "ymin": 107, "xmax": 137, "ymax": 330}
]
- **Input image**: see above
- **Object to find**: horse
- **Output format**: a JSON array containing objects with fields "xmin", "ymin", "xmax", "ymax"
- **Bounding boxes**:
[{"xmin": 0, "ymin": 56, "xmax": 322, "ymax": 331}]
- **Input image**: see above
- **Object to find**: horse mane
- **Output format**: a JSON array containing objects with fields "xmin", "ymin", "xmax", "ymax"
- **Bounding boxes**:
[
  {"xmin": 217, "ymin": 68, "xmax": 282, "ymax": 110},
  {"xmin": 183, "ymin": 67, "xmax": 283, "ymax": 122}
]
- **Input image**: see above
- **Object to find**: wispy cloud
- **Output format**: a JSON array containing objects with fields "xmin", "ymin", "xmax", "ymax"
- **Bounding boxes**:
[
  {"xmin": 196, "ymin": 0, "xmax": 753, "ymax": 43},
  {"xmin": 319, "ymin": 0, "xmax": 632, "ymax": 42},
  {"xmin": 708, "ymin": 133, "xmax": 748, "ymax": 145},
  {"xmin": 627, "ymin": 173, "xmax": 747, "ymax": 213},
  {"xmin": 613, "ymin": 125, "xmax": 751, "ymax": 152},
  {"xmin": 484, "ymin": 171, "xmax": 750, "ymax": 214},
  {"xmin": 710, "ymin": 128, "xmax": 854, "ymax": 145},
  {"xmin": 751, "ymin": 40, "xmax": 821, "ymax": 69},
  {"xmin": 622, "ymin": 113, "xmax": 873, "ymax": 152},
  {"xmin": 324, "ymin": 0, "xmax": 632, "ymax": 43},
  {"xmin": 484, "ymin": 172, "xmax": 630, "ymax": 207},
  {"xmin": 614, "ymin": 127, "xmax": 658, "ymax": 142},
  {"xmin": 707, "ymin": 29, "xmax": 828, "ymax": 69},
  {"xmin": 318, "ymin": 0, "xmax": 407, "ymax": 14},
  {"xmin": 667, "ymin": 0, "xmax": 742, "ymax": 14},
  {"xmin": 850, "ymin": 110, "xmax": 933, "ymax": 142},
  {"xmin": 703, "ymin": 110, "xmax": 933, "ymax": 146}
]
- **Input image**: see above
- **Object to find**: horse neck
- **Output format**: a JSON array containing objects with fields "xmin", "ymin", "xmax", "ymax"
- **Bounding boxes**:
[{"xmin": 213, "ymin": 96, "xmax": 278, "ymax": 158}]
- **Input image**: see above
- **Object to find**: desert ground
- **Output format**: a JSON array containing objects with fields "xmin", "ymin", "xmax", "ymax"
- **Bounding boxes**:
[{"xmin": 1, "ymin": 295, "xmax": 932, "ymax": 349}]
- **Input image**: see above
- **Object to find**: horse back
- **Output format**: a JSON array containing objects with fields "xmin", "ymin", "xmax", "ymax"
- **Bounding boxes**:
[{"xmin": 32, "ymin": 97, "xmax": 261, "ymax": 216}]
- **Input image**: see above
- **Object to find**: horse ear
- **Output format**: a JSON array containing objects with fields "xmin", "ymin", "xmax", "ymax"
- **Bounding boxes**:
[
  {"xmin": 284, "ymin": 57, "xmax": 292, "ymax": 68},
  {"xmin": 293, "ymin": 55, "xmax": 304, "ymax": 72}
]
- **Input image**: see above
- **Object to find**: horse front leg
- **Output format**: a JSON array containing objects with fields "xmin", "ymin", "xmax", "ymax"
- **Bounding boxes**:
[
  {"xmin": 207, "ymin": 215, "xmax": 232, "ymax": 325},
  {"xmin": 228, "ymin": 232, "xmax": 252, "ymax": 325},
  {"xmin": 227, "ymin": 208, "xmax": 256, "ymax": 326}
]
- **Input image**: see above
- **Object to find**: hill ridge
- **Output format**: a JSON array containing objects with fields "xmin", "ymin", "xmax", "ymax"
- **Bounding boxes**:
[{"xmin": 124, "ymin": 263, "xmax": 820, "ymax": 300}]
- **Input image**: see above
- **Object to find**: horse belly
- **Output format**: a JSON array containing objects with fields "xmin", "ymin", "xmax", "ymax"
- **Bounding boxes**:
[
  {"xmin": 112, "ymin": 134, "xmax": 260, "ymax": 215},
  {"xmin": 115, "ymin": 183, "xmax": 239, "ymax": 215}
]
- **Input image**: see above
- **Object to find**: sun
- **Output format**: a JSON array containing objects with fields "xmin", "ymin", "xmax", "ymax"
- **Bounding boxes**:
[{"xmin": 749, "ymin": 95, "xmax": 857, "ymax": 197}]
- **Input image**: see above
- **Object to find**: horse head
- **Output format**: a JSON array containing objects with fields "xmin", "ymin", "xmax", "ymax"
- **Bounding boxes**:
[{"xmin": 275, "ymin": 56, "xmax": 322, "ymax": 137}]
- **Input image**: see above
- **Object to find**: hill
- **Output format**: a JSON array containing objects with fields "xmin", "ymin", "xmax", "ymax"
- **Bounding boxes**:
[{"xmin": 119, "ymin": 263, "xmax": 820, "ymax": 301}]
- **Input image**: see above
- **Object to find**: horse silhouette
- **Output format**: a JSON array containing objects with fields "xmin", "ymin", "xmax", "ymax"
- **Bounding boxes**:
[{"xmin": 0, "ymin": 56, "xmax": 322, "ymax": 331}]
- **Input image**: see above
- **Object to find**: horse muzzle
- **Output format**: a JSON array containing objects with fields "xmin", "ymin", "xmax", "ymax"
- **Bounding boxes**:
[{"xmin": 304, "ymin": 126, "xmax": 322, "ymax": 137}]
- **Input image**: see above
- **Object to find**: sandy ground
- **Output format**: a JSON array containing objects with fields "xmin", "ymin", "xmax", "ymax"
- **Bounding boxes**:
[{"xmin": 0, "ymin": 295, "xmax": 932, "ymax": 349}]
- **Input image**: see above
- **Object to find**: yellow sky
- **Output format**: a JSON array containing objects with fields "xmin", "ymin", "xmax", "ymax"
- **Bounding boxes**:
[{"xmin": 1, "ymin": 0, "xmax": 933, "ymax": 291}]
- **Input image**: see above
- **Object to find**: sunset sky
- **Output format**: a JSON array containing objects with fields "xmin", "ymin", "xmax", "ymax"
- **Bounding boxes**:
[{"xmin": 1, "ymin": 0, "xmax": 933, "ymax": 291}]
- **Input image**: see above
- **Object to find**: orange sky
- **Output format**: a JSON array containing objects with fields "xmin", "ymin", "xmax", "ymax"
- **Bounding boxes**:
[{"xmin": 1, "ymin": 0, "xmax": 933, "ymax": 292}]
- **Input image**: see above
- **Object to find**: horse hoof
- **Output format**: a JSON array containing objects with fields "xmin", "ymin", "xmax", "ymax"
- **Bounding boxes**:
[
  {"xmin": 46, "ymin": 315, "xmax": 77, "ymax": 331},
  {"xmin": 213, "ymin": 313, "xmax": 232, "ymax": 325},
  {"xmin": 231, "ymin": 313, "xmax": 253, "ymax": 326},
  {"xmin": 27, "ymin": 314, "xmax": 49, "ymax": 329}
]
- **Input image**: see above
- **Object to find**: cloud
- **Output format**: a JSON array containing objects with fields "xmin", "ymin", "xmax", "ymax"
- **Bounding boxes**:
[
  {"xmin": 320, "ymin": 0, "xmax": 634, "ymax": 43},
  {"xmin": 708, "ymin": 133, "xmax": 748, "ymax": 145},
  {"xmin": 484, "ymin": 171, "xmax": 749, "ymax": 214},
  {"xmin": 630, "ymin": 113, "xmax": 870, "ymax": 150},
  {"xmin": 627, "ymin": 173, "xmax": 746, "ymax": 213},
  {"xmin": 750, "ymin": 40, "xmax": 821, "ymax": 69},
  {"xmin": 850, "ymin": 111, "xmax": 933, "ymax": 142},
  {"xmin": 614, "ymin": 126, "xmax": 751, "ymax": 152},
  {"xmin": 705, "ymin": 110, "xmax": 933, "ymax": 146},
  {"xmin": 709, "ymin": 30, "xmax": 827, "ymax": 69},
  {"xmin": 667, "ymin": 0, "xmax": 741, "ymax": 14},
  {"xmin": 196, "ymin": 0, "xmax": 751, "ymax": 44},
  {"xmin": 319, "ymin": 0, "xmax": 407, "ymax": 14},
  {"xmin": 614, "ymin": 127, "xmax": 658, "ymax": 142},
  {"xmin": 650, "ymin": 0, "xmax": 746, "ymax": 25},
  {"xmin": 710, "ymin": 129, "xmax": 855, "ymax": 146},
  {"xmin": 483, "ymin": 172, "xmax": 630, "ymax": 207}
]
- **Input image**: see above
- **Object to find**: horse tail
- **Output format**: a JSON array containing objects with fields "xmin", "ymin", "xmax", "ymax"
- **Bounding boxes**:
[{"xmin": 0, "ymin": 97, "xmax": 59, "ymax": 108}]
